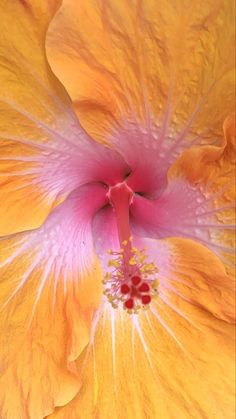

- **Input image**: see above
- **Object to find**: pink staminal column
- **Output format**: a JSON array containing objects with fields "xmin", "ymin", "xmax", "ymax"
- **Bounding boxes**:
[
  {"xmin": 109, "ymin": 182, "xmax": 134, "ymax": 271},
  {"xmin": 103, "ymin": 182, "xmax": 159, "ymax": 313}
]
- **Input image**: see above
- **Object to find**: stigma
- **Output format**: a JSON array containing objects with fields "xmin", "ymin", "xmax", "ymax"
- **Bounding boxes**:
[{"xmin": 103, "ymin": 182, "xmax": 159, "ymax": 313}]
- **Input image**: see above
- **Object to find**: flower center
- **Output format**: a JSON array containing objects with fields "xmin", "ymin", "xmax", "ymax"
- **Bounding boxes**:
[{"xmin": 103, "ymin": 182, "xmax": 159, "ymax": 313}]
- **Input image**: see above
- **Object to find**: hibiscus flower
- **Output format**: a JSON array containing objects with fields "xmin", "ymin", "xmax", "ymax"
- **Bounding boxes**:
[{"xmin": 0, "ymin": 1, "xmax": 235, "ymax": 418}]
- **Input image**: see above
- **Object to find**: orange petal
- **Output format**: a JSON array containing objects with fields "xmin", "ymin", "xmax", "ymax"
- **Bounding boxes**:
[
  {"xmin": 45, "ymin": 238, "xmax": 235, "ymax": 419},
  {"xmin": 0, "ymin": 186, "xmax": 104, "ymax": 418},
  {"xmin": 0, "ymin": 0, "xmax": 91, "ymax": 235},
  {"xmin": 47, "ymin": 0, "xmax": 235, "ymax": 140},
  {"xmin": 157, "ymin": 238, "xmax": 235, "ymax": 323}
]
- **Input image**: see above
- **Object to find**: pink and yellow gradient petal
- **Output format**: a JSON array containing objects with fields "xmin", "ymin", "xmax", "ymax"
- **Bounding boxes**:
[
  {"xmin": 46, "ymin": 0, "xmax": 235, "ymax": 142},
  {"xmin": 0, "ymin": 183, "xmax": 108, "ymax": 418},
  {"xmin": 46, "ymin": 237, "xmax": 235, "ymax": 419}
]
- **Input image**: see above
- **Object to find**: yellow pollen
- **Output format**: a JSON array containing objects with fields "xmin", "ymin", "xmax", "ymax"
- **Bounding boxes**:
[
  {"xmin": 153, "ymin": 279, "xmax": 159, "ymax": 288},
  {"xmin": 108, "ymin": 259, "xmax": 120, "ymax": 268},
  {"xmin": 129, "ymin": 257, "xmax": 136, "ymax": 266}
]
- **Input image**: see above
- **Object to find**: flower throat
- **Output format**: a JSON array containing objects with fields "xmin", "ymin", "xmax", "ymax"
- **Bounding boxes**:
[{"xmin": 103, "ymin": 182, "xmax": 158, "ymax": 313}]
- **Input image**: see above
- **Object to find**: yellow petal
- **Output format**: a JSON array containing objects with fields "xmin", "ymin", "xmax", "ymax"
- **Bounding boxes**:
[
  {"xmin": 0, "ymin": 192, "xmax": 103, "ymax": 418},
  {"xmin": 0, "ymin": 0, "xmax": 84, "ymax": 235},
  {"xmin": 46, "ymin": 237, "xmax": 235, "ymax": 419},
  {"xmin": 47, "ymin": 0, "xmax": 235, "ymax": 140}
]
